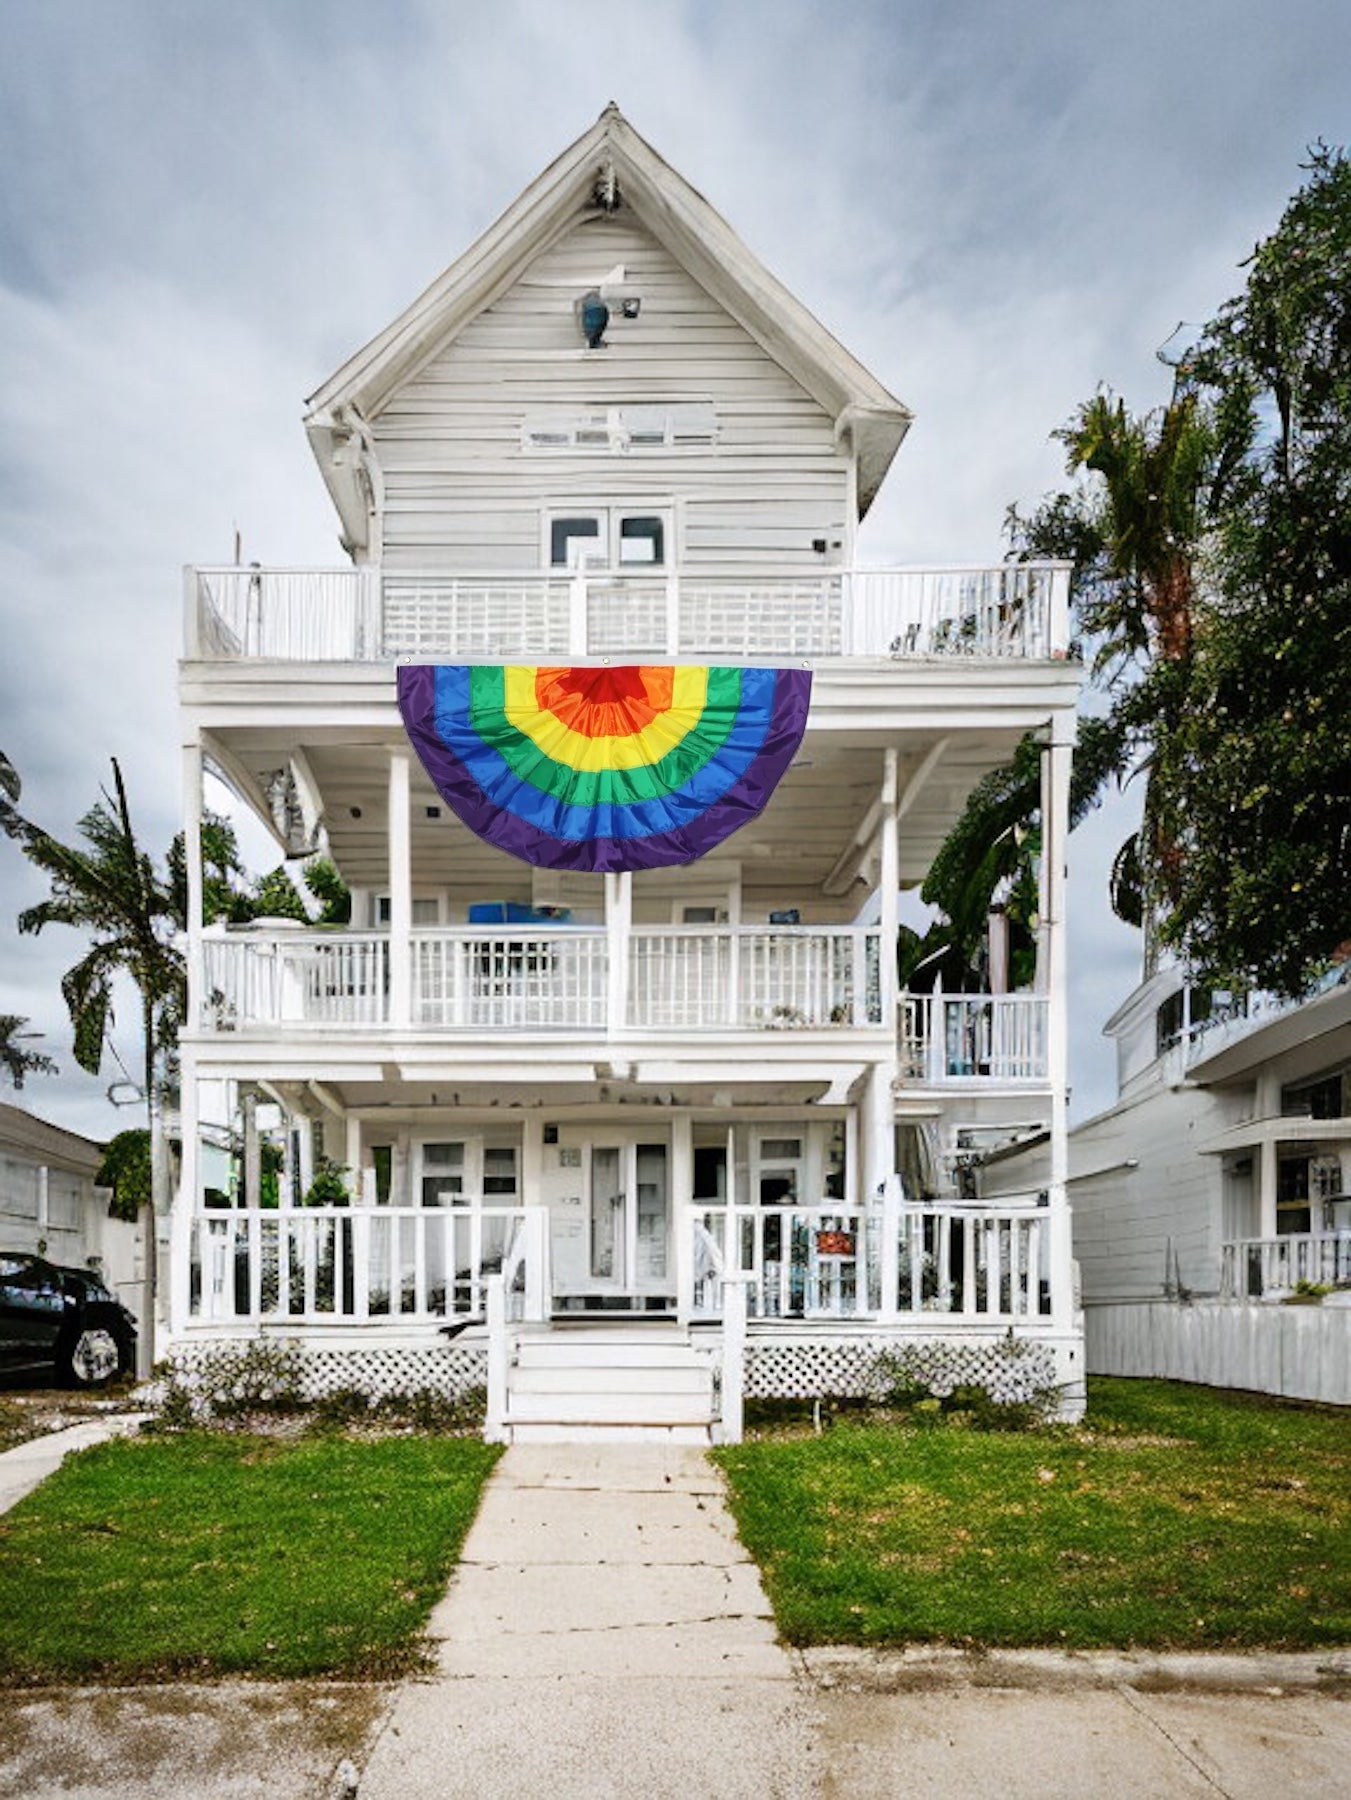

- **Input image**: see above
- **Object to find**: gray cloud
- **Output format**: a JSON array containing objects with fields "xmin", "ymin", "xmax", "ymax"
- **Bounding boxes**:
[{"xmin": 0, "ymin": 0, "xmax": 1344, "ymax": 1133}]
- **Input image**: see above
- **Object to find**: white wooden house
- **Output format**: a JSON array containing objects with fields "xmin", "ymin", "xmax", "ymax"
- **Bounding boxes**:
[
  {"xmin": 170, "ymin": 106, "xmax": 1083, "ymax": 1440},
  {"xmin": 990, "ymin": 964, "xmax": 1351, "ymax": 1405}
]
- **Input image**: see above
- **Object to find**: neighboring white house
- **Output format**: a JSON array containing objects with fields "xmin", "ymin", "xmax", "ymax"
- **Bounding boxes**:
[
  {"xmin": 168, "ymin": 106, "xmax": 1083, "ymax": 1440},
  {"xmin": 0, "ymin": 1102, "xmax": 144, "ymax": 1312},
  {"xmin": 991, "ymin": 965, "xmax": 1351, "ymax": 1405}
]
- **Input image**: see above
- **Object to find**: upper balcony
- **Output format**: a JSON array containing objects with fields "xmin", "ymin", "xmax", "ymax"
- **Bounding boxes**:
[{"xmin": 184, "ymin": 561, "xmax": 1073, "ymax": 666}]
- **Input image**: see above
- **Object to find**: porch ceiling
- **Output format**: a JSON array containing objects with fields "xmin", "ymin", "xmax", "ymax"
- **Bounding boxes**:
[
  {"xmin": 208, "ymin": 724, "xmax": 1030, "ymax": 899},
  {"xmin": 268, "ymin": 1077, "xmax": 844, "ymax": 1114}
]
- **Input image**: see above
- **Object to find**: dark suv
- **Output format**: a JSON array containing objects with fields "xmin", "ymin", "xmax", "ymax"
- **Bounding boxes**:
[{"xmin": 0, "ymin": 1252, "xmax": 138, "ymax": 1386}]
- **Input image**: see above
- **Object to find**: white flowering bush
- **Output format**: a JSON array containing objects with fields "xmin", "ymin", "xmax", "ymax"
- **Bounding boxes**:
[
  {"xmin": 148, "ymin": 1342, "xmax": 307, "ymax": 1427},
  {"xmin": 869, "ymin": 1335, "xmax": 1059, "ymax": 1430}
]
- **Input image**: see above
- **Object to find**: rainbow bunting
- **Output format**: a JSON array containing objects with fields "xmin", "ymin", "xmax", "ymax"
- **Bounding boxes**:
[{"xmin": 397, "ymin": 664, "xmax": 811, "ymax": 872}]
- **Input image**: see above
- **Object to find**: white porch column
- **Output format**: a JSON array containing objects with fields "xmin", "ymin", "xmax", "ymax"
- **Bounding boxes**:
[
  {"xmin": 520, "ymin": 1114, "xmax": 548, "ymax": 1321},
  {"xmin": 169, "ymin": 1047, "xmax": 199, "ymax": 1353},
  {"xmin": 862, "ymin": 1060, "xmax": 894, "ymax": 1204},
  {"xmin": 672, "ymin": 1113, "xmax": 694, "ymax": 1323},
  {"xmin": 183, "ymin": 737, "xmax": 204, "ymax": 1034},
  {"xmin": 388, "ymin": 747, "xmax": 412, "ymax": 1028},
  {"xmin": 878, "ymin": 747, "xmax": 900, "ymax": 1026},
  {"xmin": 1039, "ymin": 719, "xmax": 1075, "ymax": 1321},
  {"xmin": 605, "ymin": 871, "xmax": 632, "ymax": 1034}
]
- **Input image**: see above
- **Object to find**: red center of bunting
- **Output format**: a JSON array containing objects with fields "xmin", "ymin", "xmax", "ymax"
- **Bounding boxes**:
[{"xmin": 535, "ymin": 665, "xmax": 675, "ymax": 737}]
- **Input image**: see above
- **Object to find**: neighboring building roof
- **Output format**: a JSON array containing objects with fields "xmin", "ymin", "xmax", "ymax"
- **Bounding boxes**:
[
  {"xmin": 304, "ymin": 104, "xmax": 913, "ymax": 546},
  {"xmin": 1187, "ymin": 978, "xmax": 1351, "ymax": 1087},
  {"xmin": 0, "ymin": 1101, "xmax": 104, "ymax": 1177}
]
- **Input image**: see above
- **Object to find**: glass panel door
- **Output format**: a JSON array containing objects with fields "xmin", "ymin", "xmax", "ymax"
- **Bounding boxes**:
[
  {"xmin": 634, "ymin": 1143, "xmax": 669, "ymax": 1283},
  {"xmin": 590, "ymin": 1146, "xmax": 624, "ymax": 1284}
]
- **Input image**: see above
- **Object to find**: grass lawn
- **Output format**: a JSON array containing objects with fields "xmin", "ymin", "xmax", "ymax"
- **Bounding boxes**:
[
  {"xmin": 0, "ymin": 1431, "xmax": 500, "ymax": 1683},
  {"xmin": 714, "ymin": 1378, "xmax": 1351, "ymax": 1650}
]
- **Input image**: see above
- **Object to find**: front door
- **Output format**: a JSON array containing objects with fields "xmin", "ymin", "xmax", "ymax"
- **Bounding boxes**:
[{"xmin": 552, "ymin": 1134, "xmax": 671, "ymax": 1310}]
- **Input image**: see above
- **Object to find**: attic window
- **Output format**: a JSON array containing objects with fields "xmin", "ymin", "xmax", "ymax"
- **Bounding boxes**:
[{"xmin": 522, "ymin": 405, "xmax": 716, "ymax": 454}]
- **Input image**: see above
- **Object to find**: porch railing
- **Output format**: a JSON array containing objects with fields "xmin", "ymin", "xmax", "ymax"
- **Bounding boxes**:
[
  {"xmin": 691, "ymin": 1197, "xmax": 1053, "ymax": 1323},
  {"xmin": 1221, "ymin": 1231, "xmax": 1351, "ymax": 1299},
  {"xmin": 898, "ymin": 993, "xmax": 1049, "ymax": 1082},
  {"xmin": 187, "ymin": 1203, "xmax": 534, "ymax": 1323},
  {"xmin": 187, "ymin": 561, "xmax": 1072, "ymax": 664}
]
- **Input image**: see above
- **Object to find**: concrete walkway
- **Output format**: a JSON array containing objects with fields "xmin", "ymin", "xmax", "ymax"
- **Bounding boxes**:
[
  {"xmin": 0, "ymin": 1415, "xmax": 145, "ymax": 1515},
  {"xmin": 357, "ymin": 1442, "xmax": 823, "ymax": 1798}
]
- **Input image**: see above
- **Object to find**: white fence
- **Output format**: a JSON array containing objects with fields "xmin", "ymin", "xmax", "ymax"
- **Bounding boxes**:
[
  {"xmin": 413, "ymin": 929, "xmax": 609, "ymax": 1029},
  {"xmin": 1087, "ymin": 1299, "xmax": 1351, "ymax": 1406},
  {"xmin": 898, "ymin": 993, "xmax": 1049, "ymax": 1082},
  {"xmin": 188, "ymin": 561, "xmax": 1072, "ymax": 664}
]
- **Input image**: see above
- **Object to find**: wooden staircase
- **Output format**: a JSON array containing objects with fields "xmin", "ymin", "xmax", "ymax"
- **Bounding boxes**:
[{"xmin": 501, "ymin": 1324, "xmax": 718, "ymax": 1444}]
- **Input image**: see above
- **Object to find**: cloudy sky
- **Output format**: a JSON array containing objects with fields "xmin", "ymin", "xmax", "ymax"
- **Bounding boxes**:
[{"xmin": 0, "ymin": 0, "xmax": 1345, "ymax": 1137}]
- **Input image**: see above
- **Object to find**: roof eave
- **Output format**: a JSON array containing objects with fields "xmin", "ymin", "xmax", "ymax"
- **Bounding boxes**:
[{"xmin": 303, "ymin": 107, "xmax": 913, "ymax": 516}]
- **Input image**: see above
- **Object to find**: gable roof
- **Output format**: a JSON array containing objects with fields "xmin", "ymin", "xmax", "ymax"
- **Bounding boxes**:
[{"xmin": 305, "ymin": 105, "xmax": 912, "ymax": 545}]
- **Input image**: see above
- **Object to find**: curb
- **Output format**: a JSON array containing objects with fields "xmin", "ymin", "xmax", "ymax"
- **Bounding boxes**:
[{"xmin": 797, "ymin": 1643, "xmax": 1351, "ymax": 1695}]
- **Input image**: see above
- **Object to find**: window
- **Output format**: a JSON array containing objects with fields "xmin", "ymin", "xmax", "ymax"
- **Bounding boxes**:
[
  {"xmin": 523, "ymin": 405, "xmax": 715, "ymax": 453},
  {"xmin": 1281, "ymin": 1069, "xmax": 1347, "ymax": 1120},
  {"xmin": 421, "ymin": 1142, "xmax": 465, "ymax": 1207},
  {"xmin": 619, "ymin": 516, "xmax": 663, "ymax": 565},
  {"xmin": 376, "ymin": 896, "xmax": 441, "ymax": 926},
  {"xmin": 483, "ymin": 1146, "xmax": 519, "ymax": 1198},
  {"xmin": 547, "ymin": 509, "xmax": 670, "ymax": 570},
  {"xmin": 550, "ymin": 517, "xmax": 604, "ymax": 568}
]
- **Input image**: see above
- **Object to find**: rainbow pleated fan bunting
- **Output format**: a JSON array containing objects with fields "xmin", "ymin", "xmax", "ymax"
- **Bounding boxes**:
[{"xmin": 397, "ymin": 664, "xmax": 812, "ymax": 873}]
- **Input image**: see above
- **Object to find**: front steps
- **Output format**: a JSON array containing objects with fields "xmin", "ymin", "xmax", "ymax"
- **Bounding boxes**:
[{"xmin": 500, "ymin": 1325, "xmax": 719, "ymax": 1444}]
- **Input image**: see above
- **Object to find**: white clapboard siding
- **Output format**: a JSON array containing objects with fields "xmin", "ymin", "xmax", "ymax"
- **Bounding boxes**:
[{"xmin": 371, "ymin": 214, "xmax": 849, "ymax": 571}]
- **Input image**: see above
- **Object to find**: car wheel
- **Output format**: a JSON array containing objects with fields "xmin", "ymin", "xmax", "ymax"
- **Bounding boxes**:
[{"xmin": 60, "ymin": 1327, "xmax": 124, "ymax": 1388}]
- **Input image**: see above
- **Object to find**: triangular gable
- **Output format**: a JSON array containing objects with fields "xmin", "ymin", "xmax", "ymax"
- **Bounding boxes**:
[{"xmin": 305, "ymin": 105, "xmax": 911, "ymax": 543}]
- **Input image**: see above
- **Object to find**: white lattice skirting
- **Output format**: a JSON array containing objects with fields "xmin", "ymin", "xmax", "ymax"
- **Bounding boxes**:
[
  {"xmin": 744, "ymin": 1336, "xmax": 1061, "ymax": 1402},
  {"xmin": 164, "ymin": 1341, "xmax": 488, "ymax": 1401}
]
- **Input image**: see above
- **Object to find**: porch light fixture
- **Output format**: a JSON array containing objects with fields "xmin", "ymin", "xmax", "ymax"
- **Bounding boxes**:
[{"xmin": 578, "ymin": 289, "xmax": 609, "ymax": 349}]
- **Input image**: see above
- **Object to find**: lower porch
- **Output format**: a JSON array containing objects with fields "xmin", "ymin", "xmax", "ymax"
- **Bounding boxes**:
[{"xmin": 169, "ymin": 1184, "xmax": 1080, "ymax": 1442}]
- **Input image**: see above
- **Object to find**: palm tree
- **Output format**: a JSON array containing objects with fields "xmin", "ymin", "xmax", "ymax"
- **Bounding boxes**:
[
  {"xmin": 3, "ymin": 758, "xmax": 181, "ymax": 1362},
  {"xmin": 0, "ymin": 1014, "xmax": 57, "ymax": 1090}
]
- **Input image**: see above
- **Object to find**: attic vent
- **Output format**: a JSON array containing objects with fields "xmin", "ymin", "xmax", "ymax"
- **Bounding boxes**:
[
  {"xmin": 523, "ymin": 404, "xmax": 716, "ymax": 454},
  {"xmin": 594, "ymin": 161, "xmax": 621, "ymax": 212}
]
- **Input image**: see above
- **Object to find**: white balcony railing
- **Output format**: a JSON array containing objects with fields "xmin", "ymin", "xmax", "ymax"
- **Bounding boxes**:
[
  {"xmin": 413, "ymin": 928, "xmax": 609, "ymax": 1030},
  {"xmin": 186, "ymin": 562, "xmax": 1072, "ymax": 664},
  {"xmin": 1221, "ymin": 1232, "xmax": 1351, "ymax": 1299},
  {"xmin": 898, "ymin": 993, "xmax": 1049, "ymax": 1082},
  {"xmin": 198, "ymin": 925, "xmax": 885, "ymax": 1036},
  {"xmin": 203, "ymin": 932, "xmax": 388, "ymax": 1029},
  {"xmin": 629, "ymin": 926, "xmax": 881, "ymax": 1028},
  {"xmin": 188, "ymin": 1202, "xmax": 533, "ymax": 1323}
]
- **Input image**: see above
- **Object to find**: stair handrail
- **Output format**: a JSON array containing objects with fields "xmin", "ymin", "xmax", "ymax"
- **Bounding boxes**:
[{"xmin": 692, "ymin": 1217, "xmax": 749, "ymax": 1445}]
